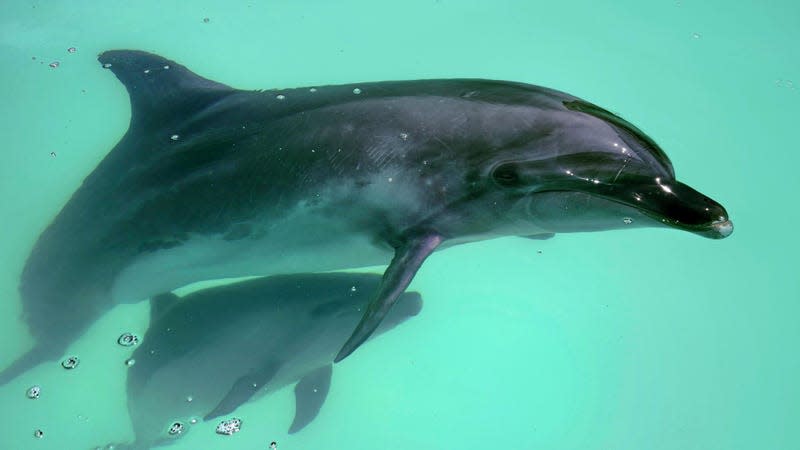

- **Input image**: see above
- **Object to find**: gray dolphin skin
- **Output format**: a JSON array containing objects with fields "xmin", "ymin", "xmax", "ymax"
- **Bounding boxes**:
[
  {"xmin": 103, "ymin": 272, "xmax": 422, "ymax": 450},
  {"xmin": 1, "ymin": 49, "xmax": 732, "ymax": 384}
]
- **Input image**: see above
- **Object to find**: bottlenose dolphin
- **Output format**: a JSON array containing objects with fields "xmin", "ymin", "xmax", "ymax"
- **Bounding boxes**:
[
  {"xmin": 1, "ymin": 49, "xmax": 732, "ymax": 384},
  {"xmin": 102, "ymin": 272, "xmax": 422, "ymax": 450}
]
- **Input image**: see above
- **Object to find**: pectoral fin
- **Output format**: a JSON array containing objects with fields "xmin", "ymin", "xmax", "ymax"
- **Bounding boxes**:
[
  {"xmin": 203, "ymin": 359, "xmax": 282, "ymax": 420},
  {"xmin": 334, "ymin": 233, "xmax": 442, "ymax": 362},
  {"xmin": 288, "ymin": 364, "xmax": 333, "ymax": 434}
]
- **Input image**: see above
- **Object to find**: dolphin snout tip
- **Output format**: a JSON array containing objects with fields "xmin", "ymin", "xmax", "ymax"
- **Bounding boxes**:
[
  {"xmin": 714, "ymin": 219, "xmax": 734, "ymax": 238},
  {"xmin": 706, "ymin": 219, "xmax": 734, "ymax": 239}
]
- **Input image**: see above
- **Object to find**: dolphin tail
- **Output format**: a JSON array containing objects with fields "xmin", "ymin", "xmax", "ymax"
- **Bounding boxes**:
[
  {"xmin": 0, "ymin": 343, "xmax": 58, "ymax": 387},
  {"xmin": 335, "ymin": 233, "xmax": 442, "ymax": 362}
]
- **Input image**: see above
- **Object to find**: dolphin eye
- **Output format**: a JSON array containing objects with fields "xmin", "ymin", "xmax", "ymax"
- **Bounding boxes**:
[{"xmin": 491, "ymin": 164, "xmax": 520, "ymax": 187}]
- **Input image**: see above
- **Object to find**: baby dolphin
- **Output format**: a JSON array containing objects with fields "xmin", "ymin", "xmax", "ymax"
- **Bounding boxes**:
[
  {"xmin": 103, "ymin": 272, "xmax": 422, "ymax": 450},
  {"xmin": 2, "ymin": 50, "xmax": 731, "ymax": 384}
]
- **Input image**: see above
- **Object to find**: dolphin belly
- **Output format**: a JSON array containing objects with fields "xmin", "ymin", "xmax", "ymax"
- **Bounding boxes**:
[{"xmin": 111, "ymin": 211, "xmax": 392, "ymax": 304}]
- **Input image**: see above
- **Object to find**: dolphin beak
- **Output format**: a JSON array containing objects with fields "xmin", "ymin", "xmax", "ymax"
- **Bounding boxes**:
[{"xmin": 694, "ymin": 219, "xmax": 734, "ymax": 239}]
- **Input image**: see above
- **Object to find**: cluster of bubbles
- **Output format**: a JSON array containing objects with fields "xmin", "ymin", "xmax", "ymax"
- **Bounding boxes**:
[
  {"xmin": 46, "ymin": 46, "xmax": 78, "ymax": 69},
  {"xmin": 25, "ymin": 330, "xmax": 147, "ymax": 438},
  {"xmin": 26, "ymin": 385, "xmax": 41, "ymax": 399},
  {"xmin": 215, "ymin": 417, "xmax": 242, "ymax": 435}
]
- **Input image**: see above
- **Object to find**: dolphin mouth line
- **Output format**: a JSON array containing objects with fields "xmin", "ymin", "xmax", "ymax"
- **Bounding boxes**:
[
  {"xmin": 645, "ymin": 211, "xmax": 734, "ymax": 239},
  {"xmin": 570, "ymin": 192, "xmax": 734, "ymax": 239}
]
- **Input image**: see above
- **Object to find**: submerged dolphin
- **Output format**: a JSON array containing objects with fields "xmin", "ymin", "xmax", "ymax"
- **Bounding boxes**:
[
  {"xmin": 1, "ymin": 49, "xmax": 732, "ymax": 384},
  {"xmin": 103, "ymin": 272, "xmax": 422, "ymax": 450}
]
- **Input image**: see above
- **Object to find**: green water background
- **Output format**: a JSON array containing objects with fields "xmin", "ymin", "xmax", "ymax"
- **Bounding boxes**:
[{"xmin": 0, "ymin": 0, "xmax": 797, "ymax": 449}]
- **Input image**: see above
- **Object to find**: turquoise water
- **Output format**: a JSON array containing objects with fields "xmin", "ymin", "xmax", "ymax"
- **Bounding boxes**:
[{"xmin": 0, "ymin": 1, "xmax": 798, "ymax": 449}]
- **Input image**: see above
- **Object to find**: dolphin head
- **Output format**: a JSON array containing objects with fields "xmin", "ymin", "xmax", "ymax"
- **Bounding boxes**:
[{"xmin": 488, "ymin": 99, "xmax": 732, "ymax": 239}]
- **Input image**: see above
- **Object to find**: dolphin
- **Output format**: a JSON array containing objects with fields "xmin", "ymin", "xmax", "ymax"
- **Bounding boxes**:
[
  {"xmin": 101, "ymin": 272, "xmax": 422, "ymax": 450},
  {"xmin": 1, "ymin": 49, "xmax": 732, "ymax": 384}
]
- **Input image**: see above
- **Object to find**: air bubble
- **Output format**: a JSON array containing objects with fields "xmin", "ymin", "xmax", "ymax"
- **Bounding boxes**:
[
  {"xmin": 67, "ymin": 47, "xmax": 77, "ymax": 54},
  {"xmin": 351, "ymin": 286, "xmax": 357, "ymax": 292},
  {"xmin": 692, "ymin": 32, "xmax": 702, "ymax": 39},
  {"xmin": 270, "ymin": 442, "xmax": 278, "ymax": 450},
  {"xmin": 170, "ymin": 134, "xmax": 180, "ymax": 141},
  {"xmin": 144, "ymin": 69, "xmax": 150, "ymax": 74},
  {"xmin": 276, "ymin": 94, "xmax": 285, "ymax": 100},
  {"xmin": 186, "ymin": 395, "xmax": 193, "ymax": 402},
  {"xmin": 49, "ymin": 61, "xmax": 60, "ymax": 68},
  {"xmin": 622, "ymin": 217, "xmax": 633, "ymax": 225},
  {"xmin": 34, "ymin": 429, "xmax": 44, "ymax": 438},
  {"xmin": 400, "ymin": 132, "xmax": 409, "ymax": 141},
  {"xmin": 118, "ymin": 332, "xmax": 140, "ymax": 347},
  {"xmin": 62, "ymin": 356, "xmax": 79, "ymax": 370},
  {"xmin": 102, "ymin": 63, "xmax": 112, "ymax": 68},
  {"xmin": 125, "ymin": 358, "xmax": 136, "ymax": 367},
  {"xmin": 309, "ymin": 88, "xmax": 317, "ymax": 92},
  {"xmin": 190, "ymin": 418, "xmax": 198, "ymax": 424},
  {"xmin": 27, "ymin": 385, "xmax": 41, "ymax": 399},
  {"xmin": 163, "ymin": 65, "xmax": 170, "ymax": 69},
  {"xmin": 50, "ymin": 151, "xmax": 56, "ymax": 158},
  {"xmin": 168, "ymin": 421, "xmax": 185, "ymax": 436},
  {"xmin": 352, "ymin": 88, "xmax": 362, "ymax": 94},
  {"xmin": 203, "ymin": 17, "xmax": 210, "ymax": 23}
]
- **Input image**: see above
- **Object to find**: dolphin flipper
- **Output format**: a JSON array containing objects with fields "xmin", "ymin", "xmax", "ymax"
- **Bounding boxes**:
[
  {"xmin": 203, "ymin": 359, "xmax": 282, "ymax": 420},
  {"xmin": 288, "ymin": 364, "xmax": 333, "ymax": 434},
  {"xmin": 335, "ymin": 233, "xmax": 442, "ymax": 362}
]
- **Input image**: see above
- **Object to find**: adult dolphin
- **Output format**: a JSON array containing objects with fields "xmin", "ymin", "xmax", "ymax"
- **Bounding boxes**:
[
  {"xmin": 1, "ymin": 49, "xmax": 732, "ymax": 384},
  {"xmin": 102, "ymin": 272, "xmax": 422, "ymax": 450}
]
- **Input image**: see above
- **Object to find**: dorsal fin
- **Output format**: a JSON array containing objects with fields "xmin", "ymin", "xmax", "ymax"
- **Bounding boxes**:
[
  {"xmin": 97, "ymin": 50, "xmax": 235, "ymax": 128},
  {"xmin": 150, "ymin": 292, "xmax": 180, "ymax": 322}
]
